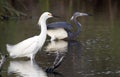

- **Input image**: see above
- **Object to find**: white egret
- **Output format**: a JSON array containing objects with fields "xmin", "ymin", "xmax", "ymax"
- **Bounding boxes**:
[{"xmin": 6, "ymin": 12, "xmax": 54, "ymax": 61}]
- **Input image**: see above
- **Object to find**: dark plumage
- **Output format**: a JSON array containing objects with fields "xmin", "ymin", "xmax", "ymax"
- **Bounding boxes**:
[
  {"xmin": 47, "ymin": 22, "xmax": 72, "ymax": 30},
  {"xmin": 47, "ymin": 12, "xmax": 88, "ymax": 41}
]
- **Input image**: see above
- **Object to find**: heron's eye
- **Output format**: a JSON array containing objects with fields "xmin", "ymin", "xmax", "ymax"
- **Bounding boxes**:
[{"xmin": 48, "ymin": 13, "xmax": 52, "ymax": 16}]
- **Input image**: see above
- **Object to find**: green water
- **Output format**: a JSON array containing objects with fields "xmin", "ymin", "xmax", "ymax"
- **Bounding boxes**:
[{"xmin": 0, "ymin": 0, "xmax": 120, "ymax": 77}]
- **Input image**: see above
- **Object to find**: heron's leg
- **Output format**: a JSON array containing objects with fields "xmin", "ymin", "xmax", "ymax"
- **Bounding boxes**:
[
  {"xmin": 46, "ymin": 52, "xmax": 65, "ymax": 72},
  {"xmin": 53, "ymin": 52, "xmax": 64, "ymax": 68},
  {"xmin": 51, "ymin": 36, "xmax": 56, "ymax": 41}
]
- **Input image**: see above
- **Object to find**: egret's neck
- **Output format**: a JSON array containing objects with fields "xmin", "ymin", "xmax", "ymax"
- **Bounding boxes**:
[
  {"xmin": 38, "ymin": 17, "xmax": 47, "ymax": 46},
  {"xmin": 39, "ymin": 17, "xmax": 47, "ymax": 34}
]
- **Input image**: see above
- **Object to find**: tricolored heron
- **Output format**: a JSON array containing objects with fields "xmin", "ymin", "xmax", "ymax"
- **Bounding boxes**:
[
  {"xmin": 6, "ymin": 12, "xmax": 54, "ymax": 61},
  {"xmin": 47, "ymin": 12, "xmax": 88, "ymax": 41}
]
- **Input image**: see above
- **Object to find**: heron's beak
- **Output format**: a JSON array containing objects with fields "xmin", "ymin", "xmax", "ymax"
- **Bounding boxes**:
[{"xmin": 79, "ymin": 13, "xmax": 88, "ymax": 16}]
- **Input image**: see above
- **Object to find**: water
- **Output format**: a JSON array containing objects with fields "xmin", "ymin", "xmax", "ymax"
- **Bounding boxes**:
[{"xmin": 0, "ymin": 0, "xmax": 120, "ymax": 77}]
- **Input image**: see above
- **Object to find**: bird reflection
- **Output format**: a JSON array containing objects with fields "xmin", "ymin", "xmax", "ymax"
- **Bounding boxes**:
[
  {"xmin": 45, "ymin": 40, "xmax": 81, "ymax": 73},
  {"xmin": 8, "ymin": 60, "xmax": 47, "ymax": 77},
  {"xmin": 45, "ymin": 40, "xmax": 68, "ymax": 54},
  {"xmin": 0, "ymin": 54, "xmax": 7, "ymax": 71},
  {"xmin": 45, "ymin": 40, "xmax": 68, "ymax": 72},
  {"xmin": 7, "ymin": 40, "xmax": 81, "ymax": 77},
  {"xmin": 0, "ymin": 53, "xmax": 7, "ymax": 77}
]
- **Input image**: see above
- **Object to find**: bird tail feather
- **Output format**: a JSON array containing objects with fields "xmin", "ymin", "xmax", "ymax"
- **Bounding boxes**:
[{"xmin": 6, "ymin": 44, "xmax": 13, "ymax": 53}]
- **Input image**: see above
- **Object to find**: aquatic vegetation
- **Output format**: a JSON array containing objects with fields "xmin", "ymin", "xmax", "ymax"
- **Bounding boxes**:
[{"xmin": 0, "ymin": 0, "xmax": 26, "ymax": 20}]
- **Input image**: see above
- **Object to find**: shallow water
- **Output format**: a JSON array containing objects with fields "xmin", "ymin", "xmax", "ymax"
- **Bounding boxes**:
[{"xmin": 0, "ymin": 0, "xmax": 120, "ymax": 77}]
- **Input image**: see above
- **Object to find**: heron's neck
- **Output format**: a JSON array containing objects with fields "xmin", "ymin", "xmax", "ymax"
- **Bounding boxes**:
[
  {"xmin": 72, "ymin": 17, "xmax": 81, "ymax": 36},
  {"xmin": 38, "ymin": 17, "xmax": 47, "ymax": 46},
  {"xmin": 70, "ymin": 18, "xmax": 81, "ymax": 38},
  {"xmin": 74, "ymin": 18, "xmax": 81, "ymax": 31}
]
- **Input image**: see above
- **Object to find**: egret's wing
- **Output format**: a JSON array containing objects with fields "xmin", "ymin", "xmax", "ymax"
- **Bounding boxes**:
[
  {"xmin": 47, "ymin": 22, "xmax": 72, "ymax": 30},
  {"xmin": 6, "ymin": 36, "xmax": 38, "ymax": 53}
]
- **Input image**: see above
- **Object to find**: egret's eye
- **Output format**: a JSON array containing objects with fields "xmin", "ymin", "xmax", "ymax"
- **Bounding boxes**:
[{"xmin": 48, "ymin": 13, "xmax": 52, "ymax": 16}]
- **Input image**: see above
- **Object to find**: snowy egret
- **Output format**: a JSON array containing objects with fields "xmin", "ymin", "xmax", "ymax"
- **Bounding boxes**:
[
  {"xmin": 47, "ymin": 12, "xmax": 88, "ymax": 41},
  {"xmin": 6, "ymin": 12, "xmax": 54, "ymax": 61}
]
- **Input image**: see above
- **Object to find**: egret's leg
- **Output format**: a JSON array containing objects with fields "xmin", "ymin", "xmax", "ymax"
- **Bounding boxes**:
[
  {"xmin": 30, "ymin": 55, "xmax": 35, "ymax": 64},
  {"xmin": 30, "ymin": 55, "xmax": 34, "ymax": 61}
]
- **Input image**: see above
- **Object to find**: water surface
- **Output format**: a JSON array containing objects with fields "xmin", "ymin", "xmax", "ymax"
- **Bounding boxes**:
[{"xmin": 0, "ymin": 1, "xmax": 120, "ymax": 77}]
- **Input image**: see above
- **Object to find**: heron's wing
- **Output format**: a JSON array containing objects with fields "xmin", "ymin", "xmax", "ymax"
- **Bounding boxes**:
[{"xmin": 47, "ymin": 22, "xmax": 72, "ymax": 30}]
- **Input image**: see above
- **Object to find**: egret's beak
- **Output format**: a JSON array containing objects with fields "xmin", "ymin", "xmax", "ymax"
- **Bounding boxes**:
[
  {"xmin": 70, "ymin": 16, "xmax": 74, "ymax": 20},
  {"xmin": 52, "ymin": 14, "xmax": 60, "ymax": 18}
]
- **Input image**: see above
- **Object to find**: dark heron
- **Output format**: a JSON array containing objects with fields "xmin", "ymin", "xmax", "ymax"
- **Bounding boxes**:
[{"xmin": 47, "ymin": 12, "xmax": 88, "ymax": 41}]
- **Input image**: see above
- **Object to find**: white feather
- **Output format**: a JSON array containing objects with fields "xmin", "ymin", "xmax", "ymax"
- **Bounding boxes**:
[
  {"xmin": 6, "ymin": 12, "xmax": 53, "ymax": 60},
  {"xmin": 6, "ymin": 36, "xmax": 39, "ymax": 58},
  {"xmin": 47, "ymin": 28, "xmax": 68, "ymax": 41}
]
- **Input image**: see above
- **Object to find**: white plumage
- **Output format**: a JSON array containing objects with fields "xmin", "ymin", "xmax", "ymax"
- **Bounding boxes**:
[
  {"xmin": 45, "ymin": 40, "xmax": 68, "ymax": 53},
  {"xmin": 47, "ymin": 28, "xmax": 68, "ymax": 41},
  {"xmin": 6, "ymin": 12, "xmax": 53, "ymax": 60}
]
